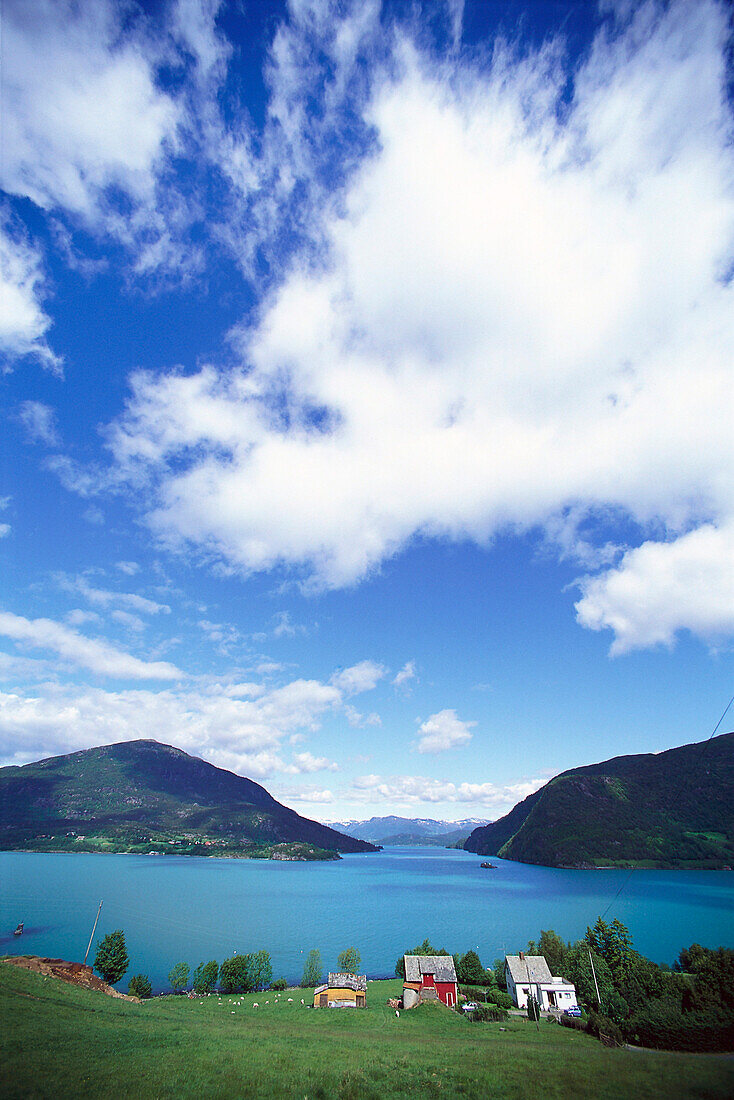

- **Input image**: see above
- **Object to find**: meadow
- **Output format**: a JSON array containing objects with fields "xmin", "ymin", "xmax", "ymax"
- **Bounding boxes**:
[{"xmin": 2, "ymin": 961, "xmax": 733, "ymax": 1099}]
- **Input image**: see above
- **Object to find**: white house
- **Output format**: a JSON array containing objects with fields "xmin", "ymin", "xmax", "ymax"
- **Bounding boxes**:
[{"xmin": 505, "ymin": 953, "xmax": 578, "ymax": 1012}]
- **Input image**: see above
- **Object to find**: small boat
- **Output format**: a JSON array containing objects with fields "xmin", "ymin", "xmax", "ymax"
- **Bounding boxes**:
[
  {"xmin": 480, "ymin": 862, "xmax": 495, "ymax": 869},
  {"xmin": 13, "ymin": 922, "xmax": 24, "ymax": 936}
]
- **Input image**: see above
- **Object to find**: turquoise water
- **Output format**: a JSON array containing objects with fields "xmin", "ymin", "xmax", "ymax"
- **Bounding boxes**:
[{"xmin": 1, "ymin": 847, "xmax": 732, "ymax": 991}]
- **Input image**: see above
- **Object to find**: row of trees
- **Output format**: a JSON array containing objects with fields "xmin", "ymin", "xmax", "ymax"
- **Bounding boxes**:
[{"xmin": 93, "ymin": 930, "xmax": 363, "ymax": 997}]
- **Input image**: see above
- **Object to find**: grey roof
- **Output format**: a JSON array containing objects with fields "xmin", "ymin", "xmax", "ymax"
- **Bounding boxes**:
[
  {"xmin": 404, "ymin": 955, "xmax": 457, "ymax": 983},
  {"xmin": 505, "ymin": 955, "xmax": 553, "ymax": 985},
  {"xmin": 327, "ymin": 972, "xmax": 367, "ymax": 992}
]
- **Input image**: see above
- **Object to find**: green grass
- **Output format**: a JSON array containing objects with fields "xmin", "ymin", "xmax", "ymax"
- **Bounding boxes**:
[{"xmin": 2, "ymin": 963, "xmax": 733, "ymax": 1099}]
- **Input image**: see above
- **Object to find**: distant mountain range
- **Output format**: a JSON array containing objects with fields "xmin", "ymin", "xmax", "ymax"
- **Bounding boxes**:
[
  {"xmin": 464, "ymin": 731, "xmax": 734, "ymax": 869},
  {"xmin": 328, "ymin": 815, "xmax": 491, "ymax": 846},
  {"xmin": 0, "ymin": 740, "xmax": 377, "ymax": 860}
]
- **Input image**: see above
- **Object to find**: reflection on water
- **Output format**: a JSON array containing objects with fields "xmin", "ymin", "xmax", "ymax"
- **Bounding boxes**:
[{"xmin": 1, "ymin": 848, "xmax": 732, "ymax": 991}]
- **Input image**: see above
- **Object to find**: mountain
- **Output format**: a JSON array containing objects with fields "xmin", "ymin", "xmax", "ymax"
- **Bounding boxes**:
[
  {"xmin": 0, "ymin": 740, "xmax": 378, "ymax": 860},
  {"xmin": 464, "ymin": 732, "xmax": 734, "ymax": 869},
  {"xmin": 327, "ymin": 815, "xmax": 491, "ymax": 846}
]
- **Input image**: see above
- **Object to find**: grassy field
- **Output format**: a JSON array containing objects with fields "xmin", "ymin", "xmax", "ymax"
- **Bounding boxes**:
[{"xmin": 2, "ymin": 962, "xmax": 733, "ymax": 1099}]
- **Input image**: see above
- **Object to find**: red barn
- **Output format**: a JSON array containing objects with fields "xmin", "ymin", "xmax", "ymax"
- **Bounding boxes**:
[{"xmin": 402, "ymin": 955, "xmax": 458, "ymax": 1009}]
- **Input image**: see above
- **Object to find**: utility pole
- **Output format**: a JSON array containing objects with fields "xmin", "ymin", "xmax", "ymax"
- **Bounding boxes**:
[
  {"xmin": 84, "ymin": 900, "xmax": 103, "ymax": 966},
  {"xmin": 588, "ymin": 948, "xmax": 602, "ymax": 1011}
]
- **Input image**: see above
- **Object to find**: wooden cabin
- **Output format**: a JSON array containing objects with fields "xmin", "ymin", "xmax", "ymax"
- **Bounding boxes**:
[{"xmin": 313, "ymin": 972, "xmax": 367, "ymax": 1008}]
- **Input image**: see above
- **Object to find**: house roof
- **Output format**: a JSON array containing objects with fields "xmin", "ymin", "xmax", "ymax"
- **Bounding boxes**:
[
  {"xmin": 404, "ymin": 955, "xmax": 457, "ymax": 983},
  {"xmin": 505, "ymin": 955, "xmax": 553, "ymax": 985},
  {"xmin": 327, "ymin": 972, "xmax": 367, "ymax": 991}
]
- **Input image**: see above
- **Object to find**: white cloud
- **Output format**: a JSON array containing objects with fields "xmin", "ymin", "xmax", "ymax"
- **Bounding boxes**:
[
  {"xmin": 415, "ymin": 709, "xmax": 475, "ymax": 753},
  {"xmin": 100, "ymin": 0, "xmax": 734, "ymax": 652},
  {"xmin": 0, "ymin": 220, "xmax": 61, "ymax": 372},
  {"xmin": 330, "ymin": 660, "xmax": 386, "ymax": 695},
  {"xmin": 1, "ymin": 0, "xmax": 179, "ymax": 225},
  {"xmin": 284, "ymin": 751, "xmax": 339, "ymax": 774},
  {"xmin": 0, "ymin": 525, "xmax": 10, "ymax": 539},
  {"xmin": 350, "ymin": 773, "xmax": 544, "ymax": 809},
  {"xmin": 58, "ymin": 574, "xmax": 170, "ymax": 616},
  {"xmin": 110, "ymin": 610, "xmax": 146, "ymax": 634},
  {"xmin": 0, "ymin": 654, "xmax": 379, "ymax": 775},
  {"xmin": 575, "ymin": 520, "xmax": 734, "ymax": 654},
  {"xmin": 116, "ymin": 561, "xmax": 141, "ymax": 576},
  {"xmin": 18, "ymin": 401, "xmax": 60, "ymax": 445},
  {"xmin": 393, "ymin": 660, "xmax": 417, "ymax": 691},
  {"xmin": 0, "ymin": 611, "xmax": 182, "ymax": 680}
]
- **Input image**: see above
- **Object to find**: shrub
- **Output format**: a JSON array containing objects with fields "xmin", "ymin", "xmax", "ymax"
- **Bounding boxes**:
[
  {"xmin": 128, "ymin": 973, "xmax": 152, "ymax": 999},
  {"xmin": 271, "ymin": 978, "xmax": 288, "ymax": 991},
  {"xmin": 560, "ymin": 1014, "xmax": 587, "ymax": 1033},
  {"xmin": 627, "ymin": 1001, "xmax": 734, "ymax": 1052},
  {"xmin": 586, "ymin": 1011, "xmax": 623, "ymax": 1047},
  {"xmin": 526, "ymin": 995, "xmax": 540, "ymax": 1023},
  {"xmin": 470, "ymin": 1004, "xmax": 508, "ymax": 1023},
  {"xmin": 484, "ymin": 988, "xmax": 513, "ymax": 1009}
]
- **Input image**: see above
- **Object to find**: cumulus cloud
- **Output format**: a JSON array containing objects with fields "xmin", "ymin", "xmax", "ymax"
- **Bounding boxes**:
[
  {"xmin": 576, "ymin": 520, "xmax": 734, "ymax": 654},
  {"xmin": 1, "ymin": 0, "xmax": 178, "ymax": 221},
  {"xmin": 350, "ymin": 773, "xmax": 544, "ymax": 809},
  {"xmin": 330, "ymin": 660, "xmax": 386, "ymax": 695},
  {"xmin": 18, "ymin": 401, "xmax": 61, "ymax": 445},
  {"xmin": 0, "ymin": 656, "xmax": 380, "ymax": 773},
  {"xmin": 415, "ymin": 709, "xmax": 475, "ymax": 753},
  {"xmin": 0, "ymin": 611, "xmax": 182, "ymax": 680},
  {"xmin": 0, "ymin": 220, "xmax": 61, "ymax": 372},
  {"xmin": 96, "ymin": 0, "xmax": 734, "ymax": 652},
  {"xmin": 393, "ymin": 660, "xmax": 417, "ymax": 692}
]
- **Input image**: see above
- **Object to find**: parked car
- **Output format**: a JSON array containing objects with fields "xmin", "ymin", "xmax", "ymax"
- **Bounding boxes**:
[
  {"xmin": 462, "ymin": 1002, "xmax": 478, "ymax": 1013},
  {"xmin": 562, "ymin": 1006, "xmax": 582, "ymax": 1018}
]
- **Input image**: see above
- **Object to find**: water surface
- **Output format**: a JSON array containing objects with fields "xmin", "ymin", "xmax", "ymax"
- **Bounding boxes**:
[{"xmin": 2, "ymin": 847, "xmax": 732, "ymax": 990}]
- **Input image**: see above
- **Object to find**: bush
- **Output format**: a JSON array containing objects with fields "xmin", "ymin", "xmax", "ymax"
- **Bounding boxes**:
[
  {"xmin": 560, "ymin": 1014, "xmax": 587, "ymax": 1033},
  {"xmin": 271, "ymin": 978, "xmax": 288, "ymax": 991},
  {"xmin": 483, "ymin": 988, "xmax": 513, "ymax": 1009},
  {"xmin": 93, "ymin": 930, "xmax": 129, "ymax": 986},
  {"xmin": 128, "ymin": 973, "xmax": 152, "ymax": 999},
  {"xmin": 627, "ymin": 1001, "xmax": 734, "ymax": 1052},
  {"xmin": 192, "ymin": 960, "xmax": 219, "ymax": 994},
  {"xmin": 470, "ymin": 1004, "xmax": 508, "ymax": 1022},
  {"xmin": 586, "ymin": 1011, "xmax": 623, "ymax": 1047}
]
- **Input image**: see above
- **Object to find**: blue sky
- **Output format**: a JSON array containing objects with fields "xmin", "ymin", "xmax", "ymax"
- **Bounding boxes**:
[{"xmin": 1, "ymin": 0, "xmax": 732, "ymax": 822}]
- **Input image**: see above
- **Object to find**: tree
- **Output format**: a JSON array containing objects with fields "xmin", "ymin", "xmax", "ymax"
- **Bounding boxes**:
[
  {"xmin": 337, "ymin": 947, "xmax": 361, "ymax": 974},
  {"xmin": 526, "ymin": 993, "xmax": 540, "ymax": 1023},
  {"xmin": 128, "ymin": 973, "xmax": 152, "ymax": 998},
  {"xmin": 219, "ymin": 955, "xmax": 250, "ymax": 993},
  {"xmin": 94, "ymin": 930, "xmax": 129, "ymax": 985},
  {"xmin": 565, "ymin": 944, "xmax": 614, "ymax": 1011},
  {"xmin": 538, "ymin": 930, "xmax": 569, "ymax": 977},
  {"xmin": 168, "ymin": 962, "xmax": 190, "ymax": 993},
  {"xmin": 301, "ymin": 949, "xmax": 322, "ymax": 988},
  {"xmin": 249, "ymin": 950, "xmax": 273, "ymax": 992},
  {"xmin": 456, "ymin": 950, "xmax": 489, "ymax": 985},
  {"xmin": 586, "ymin": 917, "xmax": 634, "ymax": 986},
  {"xmin": 395, "ymin": 939, "xmax": 449, "ymax": 979},
  {"xmin": 492, "ymin": 957, "xmax": 507, "ymax": 989},
  {"xmin": 192, "ymin": 960, "xmax": 219, "ymax": 993}
]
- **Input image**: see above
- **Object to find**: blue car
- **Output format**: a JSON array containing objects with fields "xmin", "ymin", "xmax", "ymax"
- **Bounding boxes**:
[{"xmin": 563, "ymin": 1006, "xmax": 582, "ymax": 1018}]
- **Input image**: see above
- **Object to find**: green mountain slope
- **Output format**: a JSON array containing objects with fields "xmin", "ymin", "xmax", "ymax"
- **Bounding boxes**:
[
  {"xmin": 0, "ymin": 740, "xmax": 377, "ymax": 859},
  {"xmin": 464, "ymin": 731, "xmax": 734, "ymax": 869}
]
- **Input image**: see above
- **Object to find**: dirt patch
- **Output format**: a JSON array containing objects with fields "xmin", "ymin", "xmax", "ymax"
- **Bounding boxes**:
[{"xmin": 4, "ymin": 956, "xmax": 139, "ymax": 1001}]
